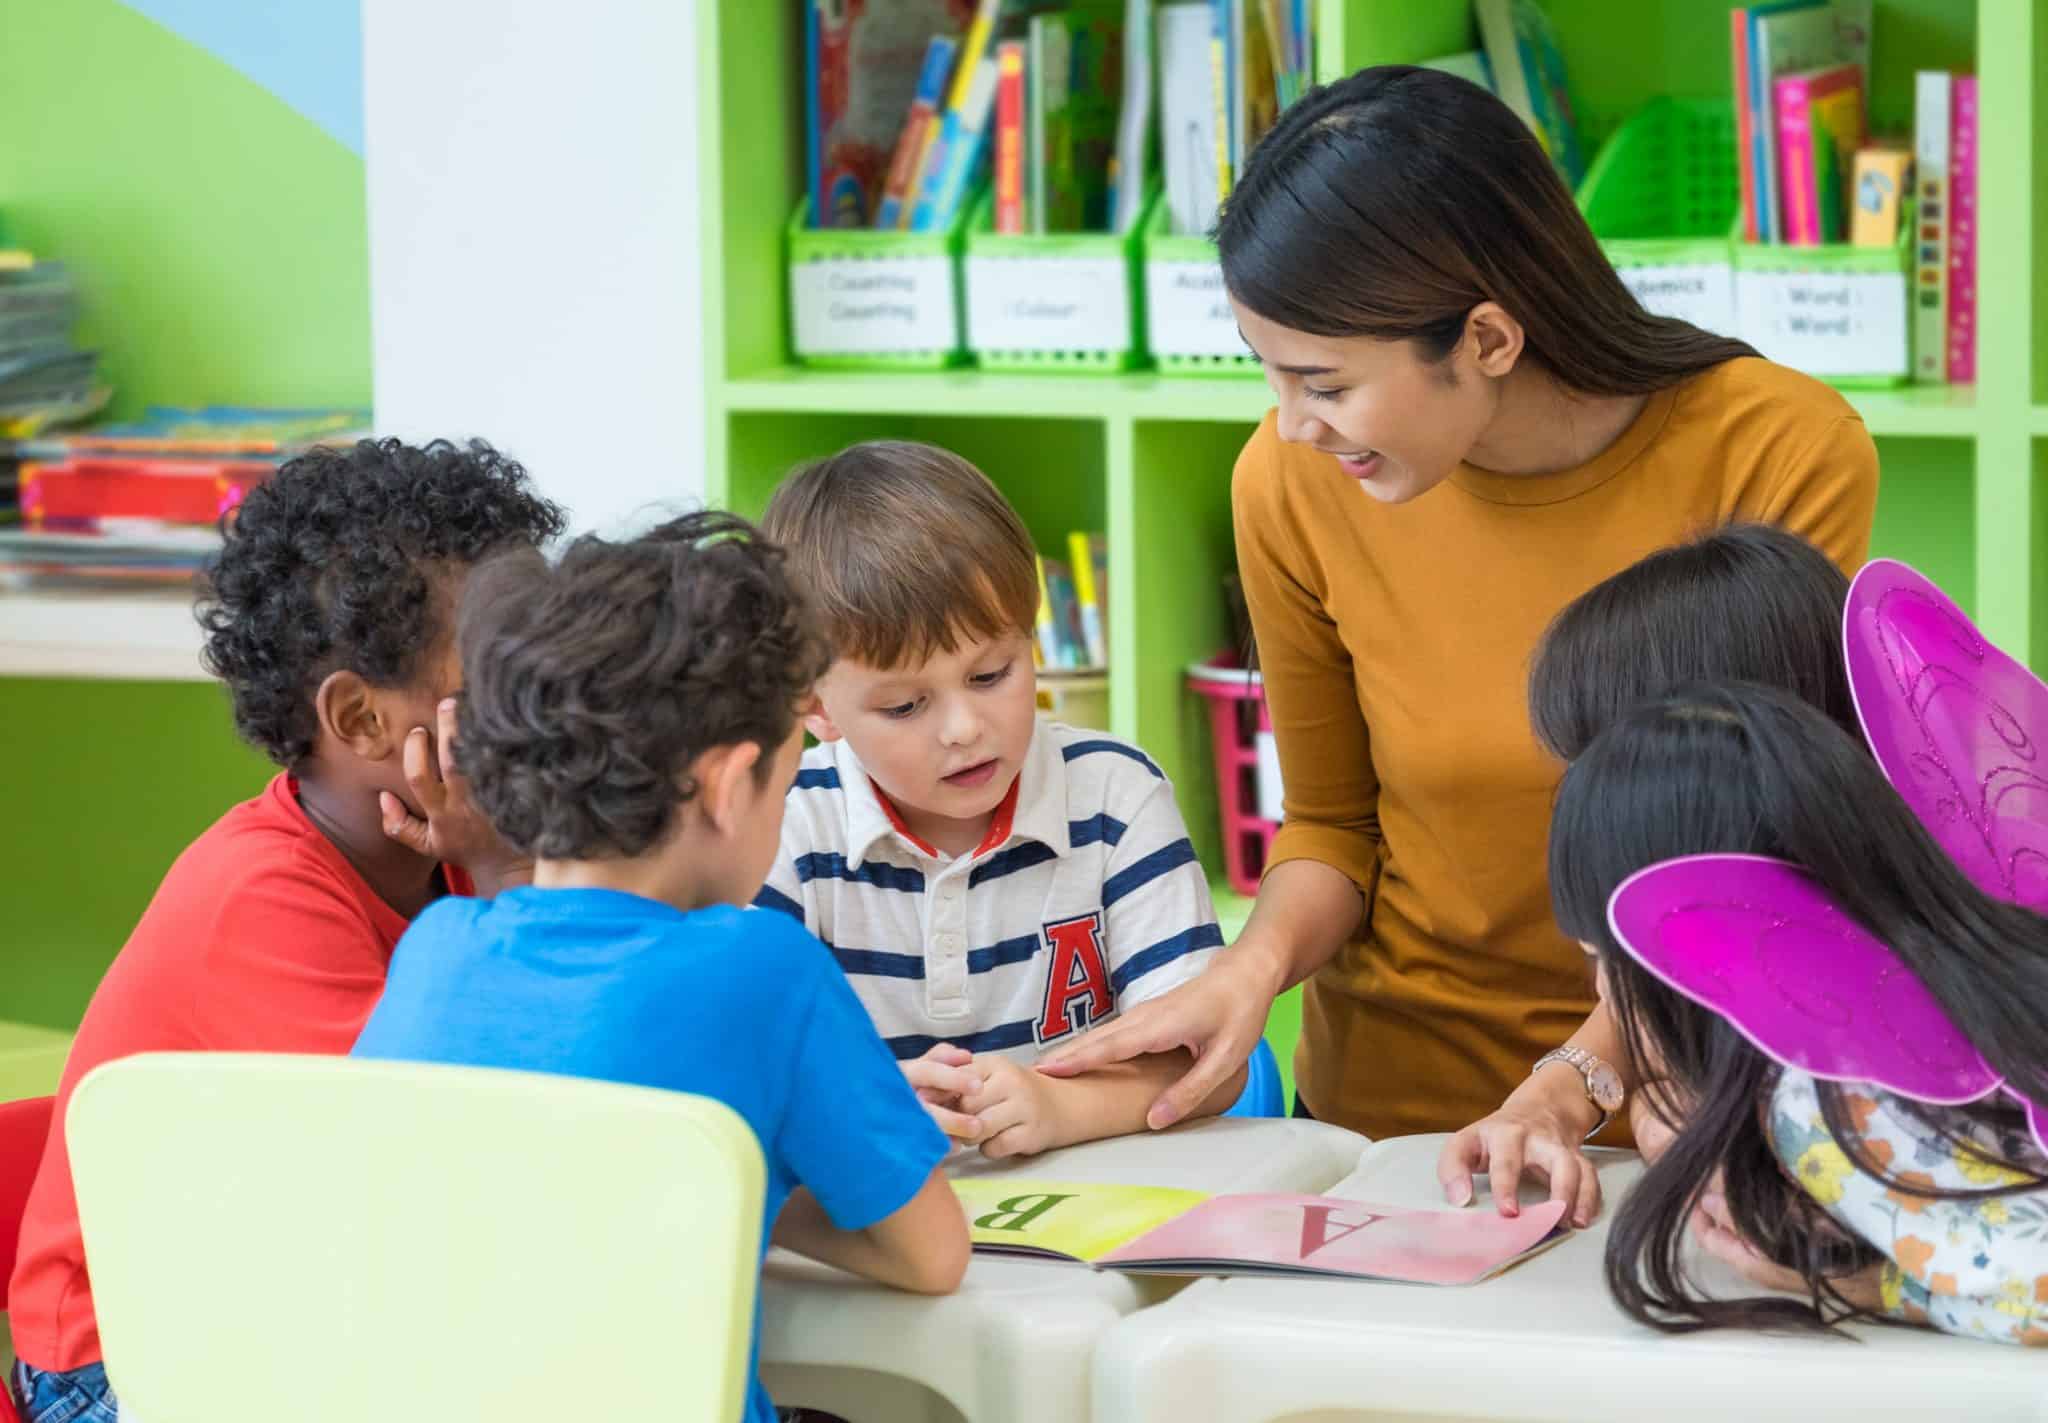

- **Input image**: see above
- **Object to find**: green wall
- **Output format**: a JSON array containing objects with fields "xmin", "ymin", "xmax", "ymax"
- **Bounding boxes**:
[{"xmin": 0, "ymin": 0, "xmax": 368, "ymax": 1028}]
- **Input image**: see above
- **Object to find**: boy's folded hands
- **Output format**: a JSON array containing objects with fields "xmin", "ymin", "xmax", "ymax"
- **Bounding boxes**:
[{"xmin": 900, "ymin": 1044, "xmax": 1068, "ymax": 1159}]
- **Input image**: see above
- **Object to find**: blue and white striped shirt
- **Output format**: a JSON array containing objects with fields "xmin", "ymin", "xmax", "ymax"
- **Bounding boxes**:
[{"xmin": 757, "ymin": 720, "xmax": 1222, "ymax": 1062}]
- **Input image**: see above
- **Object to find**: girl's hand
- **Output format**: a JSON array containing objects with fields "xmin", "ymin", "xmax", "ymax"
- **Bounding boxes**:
[
  {"xmin": 1438, "ymin": 1072, "xmax": 1604, "ymax": 1228},
  {"xmin": 1690, "ymin": 1188, "xmax": 1885, "ymax": 1312},
  {"xmin": 1035, "ymin": 934, "xmax": 1285, "ymax": 1130},
  {"xmin": 379, "ymin": 698, "xmax": 532, "ymax": 896}
]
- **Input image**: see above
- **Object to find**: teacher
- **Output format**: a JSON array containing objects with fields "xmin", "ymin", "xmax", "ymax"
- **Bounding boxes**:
[{"xmin": 1039, "ymin": 66, "xmax": 1877, "ymax": 1220}]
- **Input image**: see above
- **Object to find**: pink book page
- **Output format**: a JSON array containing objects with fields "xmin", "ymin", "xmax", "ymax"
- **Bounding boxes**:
[
  {"xmin": 1773, "ymin": 75, "xmax": 1821, "ymax": 246},
  {"xmin": 1095, "ymin": 1194, "xmax": 1571, "ymax": 1285},
  {"xmin": 1947, "ymin": 75, "xmax": 1978, "ymax": 384}
]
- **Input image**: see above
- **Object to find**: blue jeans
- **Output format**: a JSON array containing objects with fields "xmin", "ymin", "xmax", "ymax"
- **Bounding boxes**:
[{"xmin": 11, "ymin": 1361, "xmax": 118, "ymax": 1423}]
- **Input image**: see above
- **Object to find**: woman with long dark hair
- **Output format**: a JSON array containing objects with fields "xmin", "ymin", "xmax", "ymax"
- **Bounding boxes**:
[
  {"xmin": 1041, "ymin": 65, "xmax": 1877, "ymax": 1224},
  {"xmin": 1551, "ymin": 683, "xmax": 2048, "ymax": 1342}
]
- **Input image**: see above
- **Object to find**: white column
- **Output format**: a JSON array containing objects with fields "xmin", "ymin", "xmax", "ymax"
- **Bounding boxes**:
[{"xmin": 362, "ymin": 0, "xmax": 706, "ymax": 534}]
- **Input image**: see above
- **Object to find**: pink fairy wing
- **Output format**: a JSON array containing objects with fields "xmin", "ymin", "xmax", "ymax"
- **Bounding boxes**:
[
  {"xmin": 1845, "ymin": 558, "xmax": 2048, "ymax": 911},
  {"xmin": 1607, "ymin": 855, "xmax": 2000, "ymax": 1105}
]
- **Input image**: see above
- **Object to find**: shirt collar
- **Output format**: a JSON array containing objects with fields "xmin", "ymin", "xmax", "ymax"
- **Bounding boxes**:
[{"xmin": 832, "ymin": 721, "xmax": 1072, "ymax": 867}]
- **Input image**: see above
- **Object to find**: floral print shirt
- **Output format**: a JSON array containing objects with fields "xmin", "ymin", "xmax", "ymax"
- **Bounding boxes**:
[{"xmin": 1769, "ymin": 1069, "xmax": 2048, "ymax": 1345}]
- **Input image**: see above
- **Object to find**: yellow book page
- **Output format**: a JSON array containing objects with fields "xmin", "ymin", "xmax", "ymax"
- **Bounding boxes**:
[{"xmin": 953, "ymin": 1179, "xmax": 1210, "ymax": 1262}]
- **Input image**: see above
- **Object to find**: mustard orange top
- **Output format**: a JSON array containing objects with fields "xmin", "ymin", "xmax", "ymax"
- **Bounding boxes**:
[{"xmin": 1232, "ymin": 358, "xmax": 1878, "ymax": 1139}]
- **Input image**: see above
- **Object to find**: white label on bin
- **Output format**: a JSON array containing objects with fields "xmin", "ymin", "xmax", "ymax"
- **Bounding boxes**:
[
  {"xmin": 1735, "ymin": 269, "xmax": 1908, "ymax": 377},
  {"xmin": 1254, "ymin": 730, "xmax": 1286, "ymax": 824},
  {"xmin": 1619, "ymin": 263, "xmax": 1739, "ymax": 339},
  {"xmin": 967, "ymin": 255, "xmax": 1129, "ymax": 353},
  {"xmin": 791, "ymin": 256, "xmax": 957, "ymax": 355},
  {"xmin": 1147, "ymin": 260, "xmax": 1251, "ymax": 358}
]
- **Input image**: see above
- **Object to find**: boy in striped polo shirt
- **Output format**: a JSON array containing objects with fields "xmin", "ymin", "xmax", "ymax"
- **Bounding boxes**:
[{"xmin": 759, "ymin": 441, "xmax": 1245, "ymax": 1159}]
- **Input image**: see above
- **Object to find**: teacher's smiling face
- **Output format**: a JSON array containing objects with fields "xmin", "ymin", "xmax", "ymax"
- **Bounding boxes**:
[{"xmin": 1232, "ymin": 298, "xmax": 1526, "ymax": 506}]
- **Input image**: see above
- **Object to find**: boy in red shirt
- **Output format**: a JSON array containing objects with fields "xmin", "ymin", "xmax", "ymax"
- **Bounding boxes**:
[{"xmin": 8, "ymin": 438, "xmax": 564, "ymax": 1421}]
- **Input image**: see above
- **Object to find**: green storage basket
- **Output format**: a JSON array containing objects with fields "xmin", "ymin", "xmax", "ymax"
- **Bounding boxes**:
[
  {"xmin": 964, "ymin": 187, "xmax": 1150, "ymax": 373},
  {"xmin": 785, "ymin": 195, "xmax": 973, "ymax": 370},
  {"xmin": 1733, "ymin": 201, "xmax": 1915, "ymax": 388},
  {"xmin": 1141, "ymin": 197, "xmax": 1258, "ymax": 377},
  {"xmin": 1577, "ymin": 97, "xmax": 1740, "ymax": 337}
]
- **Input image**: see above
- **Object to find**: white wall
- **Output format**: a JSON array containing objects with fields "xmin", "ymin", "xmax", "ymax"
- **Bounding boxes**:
[{"xmin": 362, "ymin": 0, "xmax": 705, "ymax": 535}]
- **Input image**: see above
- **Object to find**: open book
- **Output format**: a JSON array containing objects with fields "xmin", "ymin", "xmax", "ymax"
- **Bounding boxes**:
[{"xmin": 953, "ymin": 1179, "xmax": 1570, "ymax": 1285}]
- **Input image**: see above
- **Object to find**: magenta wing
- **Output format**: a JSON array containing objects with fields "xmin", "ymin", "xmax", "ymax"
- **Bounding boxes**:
[
  {"xmin": 1845, "ymin": 558, "xmax": 2048, "ymax": 911},
  {"xmin": 1606, "ymin": 855, "xmax": 2000, "ymax": 1105}
]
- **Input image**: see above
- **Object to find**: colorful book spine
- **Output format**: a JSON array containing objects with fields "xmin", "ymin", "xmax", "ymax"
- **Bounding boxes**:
[
  {"xmin": 1774, "ymin": 65, "xmax": 1862, "ymax": 245},
  {"xmin": 1067, "ymin": 531, "xmax": 1108, "ymax": 667},
  {"xmin": 994, "ymin": 41, "xmax": 1027, "ymax": 233},
  {"xmin": 1946, "ymin": 74, "xmax": 1978, "ymax": 384},
  {"xmin": 1731, "ymin": 9, "xmax": 1759, "ymax": 242},
  {"xmin": 878, "ymin": 36, "xmax": 959, "ymax": 231},
  {"xmin": 1913, "ymin": 70, "xmax": 1952, "ymax": 383},
  {"xmin": 1850, "ymin": 146, "xmax": 1910, "ymax": 247},
  {"xmin": 1034, "ymin": 556, "xmax": 1060, "ymax": 668},
  {"xmin": 912, "ymin": 57, "xmax": 999, "ymax": 232},
  {"xmin": 1209, "ymin": 0, "xmax": 1233, "ymax": 202},
  {"xmin": 901, "ymin": 0, "xmax": 1002, "ymax": 229}
]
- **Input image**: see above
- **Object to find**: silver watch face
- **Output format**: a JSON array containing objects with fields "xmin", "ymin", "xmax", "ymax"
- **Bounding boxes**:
[{"xmin": 1587, "ymin": 1061, "xmax": 1625, "ymax": 1113}]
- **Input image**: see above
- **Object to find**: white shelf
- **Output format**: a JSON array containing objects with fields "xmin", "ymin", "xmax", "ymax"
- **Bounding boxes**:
[{"xmin": 0, "ymin": 587, "xmax": 211, "ymax": 682}]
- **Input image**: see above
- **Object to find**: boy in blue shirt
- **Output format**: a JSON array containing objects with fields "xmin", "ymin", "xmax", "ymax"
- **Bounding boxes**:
[{"xmin": 356, "ymin": 511, "xmax": 967, "ymax": 1423}]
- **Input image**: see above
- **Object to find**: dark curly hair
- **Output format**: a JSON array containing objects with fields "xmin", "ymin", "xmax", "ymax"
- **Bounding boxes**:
[
  {"xmin": 197, "ymin": 438, "xmax": 565, "ymax": 769},
  {"xmin": 455, "ymin": 510, "xmax": 832, "ymax": 860}
]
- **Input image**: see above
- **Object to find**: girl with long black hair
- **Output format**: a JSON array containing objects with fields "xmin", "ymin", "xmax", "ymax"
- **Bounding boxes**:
[{"xmin": 1552, "ymin": 682, "xmax": 2048, "ymax": 1342}]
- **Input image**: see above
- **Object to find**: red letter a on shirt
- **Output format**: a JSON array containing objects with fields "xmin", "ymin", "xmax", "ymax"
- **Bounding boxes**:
[{"xmin": 1036, "ymin": 911, "xmax": 1111, "ymax": 1044}]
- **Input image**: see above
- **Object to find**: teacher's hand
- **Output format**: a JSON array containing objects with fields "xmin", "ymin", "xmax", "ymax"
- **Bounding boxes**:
[
  {"xmin": 1438, "ymin": 1079, "xmax": 1604, "ymax": 1228},
  {"xmin": 1036, "ymin": 936, "xmax": 1283, "ymax": 1130}
]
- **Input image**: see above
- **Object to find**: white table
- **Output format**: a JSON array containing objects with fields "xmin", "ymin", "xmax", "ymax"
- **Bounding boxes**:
[
  {"xmin": 760, "ymin": 1115, "xmax": 1370, "ymax": 1423},
  {"xmin": 1094, "ymin": 1133, "xmax": 2048, "ymax": 1422}
]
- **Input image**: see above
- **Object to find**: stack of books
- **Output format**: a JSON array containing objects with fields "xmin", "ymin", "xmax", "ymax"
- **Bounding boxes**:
[
  {"xmin": 1158, "ymin": 0, "xmax": 1311, "ymax": 237},
  {"xmin": 2, "ymin": 407, "xmax": 369, "ymax": 584}
]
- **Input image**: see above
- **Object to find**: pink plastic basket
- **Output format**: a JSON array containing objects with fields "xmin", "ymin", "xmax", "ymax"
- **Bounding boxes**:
[{"xmin": 1188, "ymin": 652, "xmax": 1280, "ymax": 898}]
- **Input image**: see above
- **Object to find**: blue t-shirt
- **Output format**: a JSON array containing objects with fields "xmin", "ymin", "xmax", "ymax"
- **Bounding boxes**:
[{"xmin": 354, "ymin": 886, "xmax": 948, "ymax": 1423}]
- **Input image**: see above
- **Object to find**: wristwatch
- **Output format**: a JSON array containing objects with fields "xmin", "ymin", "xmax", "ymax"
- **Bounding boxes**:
[{"xmin": 1532, "ymin": 1047, "xmax": 1625, "ymax": 1138}]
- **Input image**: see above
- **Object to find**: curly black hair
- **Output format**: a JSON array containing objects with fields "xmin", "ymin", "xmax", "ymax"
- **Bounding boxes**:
[
  {"xmin": 198, "ymin": 438, "xmax": 566, "ymax": 769},
  {"xmin": 455, "ymin": 510, "xmax": 832, "ymax": 860}
]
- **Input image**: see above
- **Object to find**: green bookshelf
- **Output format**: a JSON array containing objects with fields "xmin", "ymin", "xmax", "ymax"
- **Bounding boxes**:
[{"xmin": 698, "ymin": 1, "xmax": 2031, "ymax": 1070}]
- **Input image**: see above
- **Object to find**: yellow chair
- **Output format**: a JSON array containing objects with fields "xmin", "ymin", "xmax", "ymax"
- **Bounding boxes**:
[{"xmin": 67, "ymin": 1052, "xmax": 765, "ymax": 1422}]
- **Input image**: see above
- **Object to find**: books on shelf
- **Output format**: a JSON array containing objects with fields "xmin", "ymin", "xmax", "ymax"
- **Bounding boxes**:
[
  {"xmin": 4, "ymin": 407, "xmax": 370, "ymax": 584},
  {"xmin": 1152, "ymin": 0, "xmax": 1308, "ymax": 236},
  {"xmin": 805, "ymin": 0, "xmax": 978, "ymax": 229},
  {"xmin": 1035, "ymin": 533, "xmax": 1108, "ymax": 672},
  {"xmin": 1773, "ymin": 63, "xmax": 1863, "ymax": 245},
  {"xmin": 911, "ymin": 55, "xmax": 1000, "ymax": 232},
  {"xmin": 877, "ymin": 35, "xmax": 961, "ymax": 231},
  {"xmin": 1473, "ymin": 0, "xmax": 1585, "ymax": 188},
  {"xmin": 954, "ymin": 1177, "xmax": 1571, "ymax": 1283},
  {"xmin": 1730, "ymin": 1, "xmax": 1871, "ymax": 245}
]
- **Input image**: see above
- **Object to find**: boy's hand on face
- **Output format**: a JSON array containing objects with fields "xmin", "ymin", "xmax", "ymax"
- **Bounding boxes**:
[
  {"xmin": 900, "ymin": 1042, "xmax": 985, "ymax": 1145},
  {"xmin": 960, "ymin": 1053, "xmax": 1069, "ymax": 1160},
  {"xmin": 379, "ymin": 698, "xmax": 533, "ymax": 897}
]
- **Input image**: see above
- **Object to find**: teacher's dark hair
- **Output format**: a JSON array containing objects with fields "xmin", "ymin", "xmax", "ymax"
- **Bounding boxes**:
[
  {"xmin": 1216, "ymin": 66, "xmax": 1757, "ymax": 393},
  {"xmin": 1550, "ymin": 683, "xmax": 2048, "ymax": 1337},
  {"xmin": 1529, "ymin": 523, "xmax": 1856, "ymax": 762}
]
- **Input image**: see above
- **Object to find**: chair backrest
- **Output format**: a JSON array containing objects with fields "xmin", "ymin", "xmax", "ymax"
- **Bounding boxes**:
[
  {"xmin": 68, "ymin": 1053, "xmax": 764, "ymax": 1423},
  {"xmin": 0, "ymin": 1094, "xmax": 56, "ymax": 1303}
]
